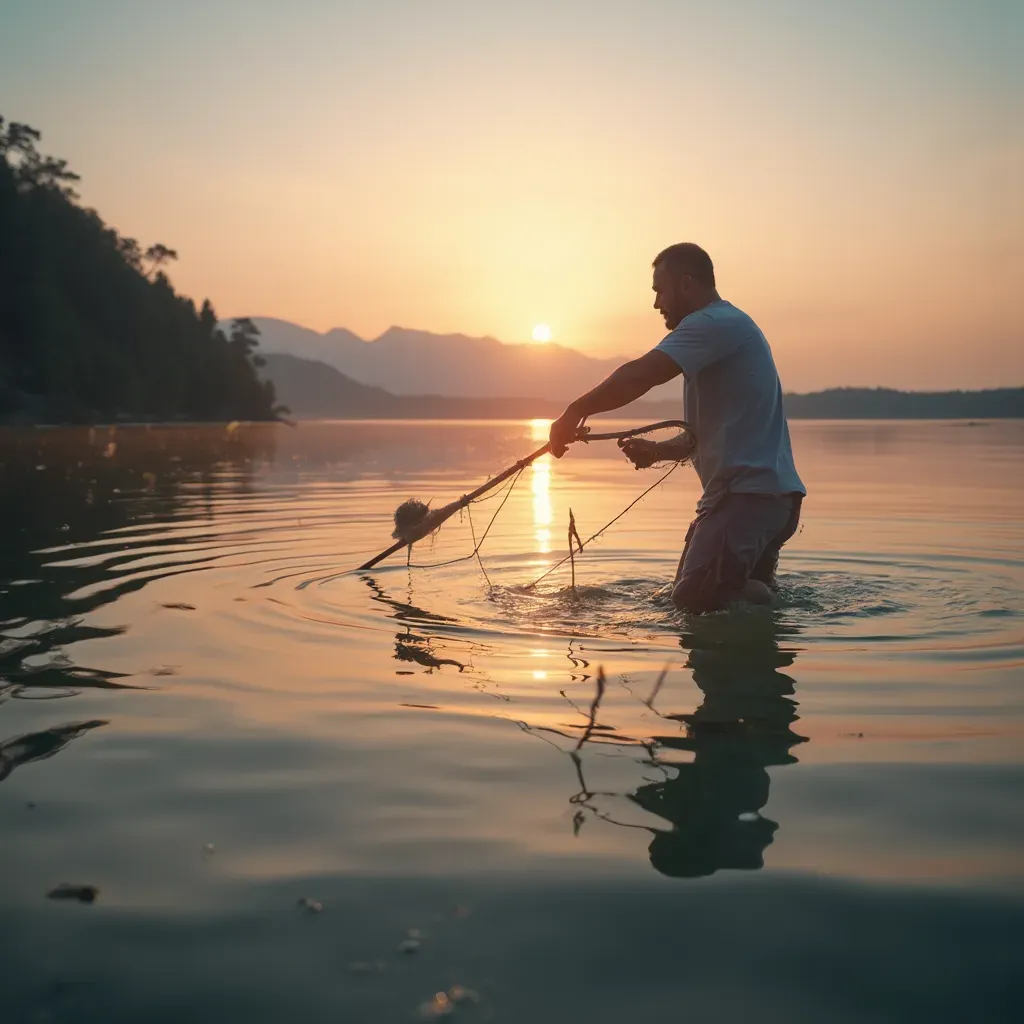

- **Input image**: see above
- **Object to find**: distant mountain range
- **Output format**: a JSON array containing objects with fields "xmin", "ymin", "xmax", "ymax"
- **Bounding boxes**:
[
  {"xmin": 261, "ymin": 353, "xmax": 1024, "ymax": 421},
  {"xmin": 247, "ymin": 317, "xmax": 634, "ymax": 401}
]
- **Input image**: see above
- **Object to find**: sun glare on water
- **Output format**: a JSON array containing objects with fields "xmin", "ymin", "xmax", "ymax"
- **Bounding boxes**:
[{"xmin": 531, "ymin": 324, "xmax": 552, "ymax": 343}]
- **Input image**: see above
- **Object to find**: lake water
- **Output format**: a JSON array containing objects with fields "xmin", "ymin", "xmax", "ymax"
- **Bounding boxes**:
[{"xmin": 2, "ymin": 419, "xmax": 1022, "ymax": 1023}]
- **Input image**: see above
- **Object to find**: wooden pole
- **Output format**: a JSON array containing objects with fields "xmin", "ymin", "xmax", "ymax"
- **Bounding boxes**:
[
  {"xmin": 567, "ymin": 507, "xmax": 583, "ymax": 592},
  {"xmin": 568, "ymin": 510, "xmax": 575, "ymax": 591}
]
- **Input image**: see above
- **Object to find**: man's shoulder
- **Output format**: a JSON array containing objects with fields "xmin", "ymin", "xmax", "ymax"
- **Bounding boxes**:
[
  {"xmin": 687, "ymin": 300, "xmax": 762, "ymax": 342},
  {"xmin": 703, "ymin": 299, "xmax": 758, "ymax": 326}
]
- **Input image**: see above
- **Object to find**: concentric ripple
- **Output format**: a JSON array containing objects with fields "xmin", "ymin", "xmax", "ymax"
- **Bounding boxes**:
[
  {"xmin": 2, "ymin": 420, "xmax": 1024, "ymax": 918},
  {"xmin": 4, "ymin": 420, "xmax": 1019, "ymax": 726}
]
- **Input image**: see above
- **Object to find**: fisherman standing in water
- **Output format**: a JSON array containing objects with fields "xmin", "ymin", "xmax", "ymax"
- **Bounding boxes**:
[{"xmin": 549, "ymin": 243, "xmax": 805, "ymax": 613}]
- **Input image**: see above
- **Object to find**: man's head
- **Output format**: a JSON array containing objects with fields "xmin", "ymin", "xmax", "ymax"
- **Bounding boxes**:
[{"xmin": 652, "ymin": 243, "xmax": 717, "ymax": 330}]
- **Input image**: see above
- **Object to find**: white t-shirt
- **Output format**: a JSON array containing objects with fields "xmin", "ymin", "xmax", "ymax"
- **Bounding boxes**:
[{"xmin": 655, "ymin": 299, "xmax": 805, "ymax": 509}]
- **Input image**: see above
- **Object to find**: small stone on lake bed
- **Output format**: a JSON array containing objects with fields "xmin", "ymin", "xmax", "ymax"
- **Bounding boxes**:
[
  {"xmin": 47, "ymin": 883, "xmax": 99, "ymax": 903},
  {"xmin": 296, "ymin": 897, "xmax": 323, "ymax": 913},
  {"xmin": 448, "ymin": 985, "xmax": 480, "ymax": 1004},
  {"xmin": 398, "ymin": 938, "xmax": 421, "ymax": 954},
  {"xmin": 737, "ymin": 812, "xmax": 760, "ymax": 823},
  {"xmin": 418, "ymin": 992, "xmax": 454, "ymax": 1018},
  {"xmin": 202, "ymin": 843, "xmax": 215, "ymax": 855}
]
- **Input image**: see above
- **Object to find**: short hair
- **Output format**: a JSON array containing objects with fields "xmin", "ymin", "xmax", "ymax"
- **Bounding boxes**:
[{"xmin": 652, "ymin": 243, "xmax": 715, "ymax": 287}]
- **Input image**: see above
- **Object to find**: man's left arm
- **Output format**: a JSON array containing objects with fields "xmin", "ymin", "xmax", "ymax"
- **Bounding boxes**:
[{"xmin": 549, "ymin": 350, "xmax": 681, "ymax": 456}]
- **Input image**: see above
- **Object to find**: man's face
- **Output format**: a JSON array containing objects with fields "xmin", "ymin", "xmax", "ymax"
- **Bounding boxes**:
[{"xmin": 652, "ymin": 263, "xmax": 692, "ymax": 331}]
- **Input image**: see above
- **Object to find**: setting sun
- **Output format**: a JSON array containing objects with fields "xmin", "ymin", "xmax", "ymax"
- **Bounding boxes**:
[{"xmin": 531, "ymin": 324, "xmax": 552, "ymax": 343}]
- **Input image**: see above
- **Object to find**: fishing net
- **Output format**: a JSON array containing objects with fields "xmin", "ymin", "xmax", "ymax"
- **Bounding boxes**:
[{"xmin": 358, "ymin": 420, "xmax": 696, "ymax": 586}]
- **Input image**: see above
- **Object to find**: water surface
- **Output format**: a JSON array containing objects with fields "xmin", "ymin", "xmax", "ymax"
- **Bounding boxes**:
[{"xmin": 2, "ymin": 419, "xmax": 1022, "ymax": 1022}]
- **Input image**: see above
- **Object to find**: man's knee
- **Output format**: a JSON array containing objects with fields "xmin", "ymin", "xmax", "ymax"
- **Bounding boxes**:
[{"xmin": 671, "ymin": 574, "xmax": 731, "ymax": 614}]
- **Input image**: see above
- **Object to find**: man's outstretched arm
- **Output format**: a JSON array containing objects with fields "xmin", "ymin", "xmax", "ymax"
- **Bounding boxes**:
[{"xmin": 549, "ymin": 350, "xmax": 681, "ymax": 456}]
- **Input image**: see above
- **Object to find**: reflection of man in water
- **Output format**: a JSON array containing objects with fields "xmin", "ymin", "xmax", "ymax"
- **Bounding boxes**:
[
  {"xmin": 629, "ymin": 619, "xmax": 806, "ymax": 878},
  {"xmin": 549, "ymin": 243, "xmax": 805, "ymax": 613}
]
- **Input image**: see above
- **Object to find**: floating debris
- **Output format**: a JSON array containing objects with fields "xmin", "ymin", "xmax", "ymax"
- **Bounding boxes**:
[
  {"xmin": 161, "ymin": 603, "xmax": 196, "ymax": 611},
  {"xmin": 737, "ymin": 812, "xmax": 760, "ymax": 823},
  {"xmin": 418, "ymin": 992, "xmax": 454, "ymax": 1018},
  {"xmin": 397, "ymin": 938, "xmax": 421, "ymax": 954},
  {"xmin": 448, "ymin": 985, "xmax": 480, "ymax": 1005},
  {"xmin": 296, "ymin": 897, "xmax": 323, "ymax": 913},
  {"xmin": 47, "ymin": 883, "xmax": 99, "ymax": 903}
]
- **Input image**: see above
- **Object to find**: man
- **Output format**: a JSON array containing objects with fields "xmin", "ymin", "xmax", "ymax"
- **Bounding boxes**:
[{"xmin": 549, "ymin": 243, "xmax": 805, "ymax": 613}]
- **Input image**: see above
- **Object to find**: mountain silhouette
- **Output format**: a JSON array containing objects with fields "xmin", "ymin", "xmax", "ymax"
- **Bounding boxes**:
[
  {"xmin": 259, "ymin": 353, "xmax": 618, "ymax": 419},
  {"xmin": 246, "ymin": 317, "xmax": 631, "ymax": 401}
]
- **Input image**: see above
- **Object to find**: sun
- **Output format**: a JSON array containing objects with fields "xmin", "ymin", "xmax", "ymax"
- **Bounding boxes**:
[{"xmin": 531, "ymin": 324, "xmax": 552, "ymax": 343}]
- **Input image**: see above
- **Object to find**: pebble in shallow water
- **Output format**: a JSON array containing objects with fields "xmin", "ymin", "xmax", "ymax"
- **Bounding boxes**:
[
  {"xmin": 417, "ymin": 986, "xmax": 480, "ymax": 1017},
  {"xmin": 418, "ymin": 992, "xmax": 453, "ymax": 1018},
  {"xmin": 397, "ymin": 937, "xmax": 421, "ymax": 954},
  {"xmin": 448, "ymin": 985, "xmax": 480, "ymax": 1004},
  {"xmin": 296, "ymin": 897, "xmax": 323, "ymax": 913},
  {"xmin": 47, "ymin": 884, "xmax": 99, "ymax": 904}
]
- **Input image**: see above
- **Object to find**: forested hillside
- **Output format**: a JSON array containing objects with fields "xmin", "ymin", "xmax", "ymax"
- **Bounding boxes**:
[{"xmin": 0, "ymin": 118, "xmax": 278, "ymax": 424}]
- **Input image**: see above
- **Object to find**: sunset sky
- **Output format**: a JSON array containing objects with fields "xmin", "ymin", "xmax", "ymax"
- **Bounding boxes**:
[{"xmin": 2, "ymin": 0, "xmax": 1020, "ymax": 391}]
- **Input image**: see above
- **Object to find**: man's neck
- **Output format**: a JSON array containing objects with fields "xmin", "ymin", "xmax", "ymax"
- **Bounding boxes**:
[{"xmin": 685, "ymin": 289, "xmax": 721, "ymax": 318}]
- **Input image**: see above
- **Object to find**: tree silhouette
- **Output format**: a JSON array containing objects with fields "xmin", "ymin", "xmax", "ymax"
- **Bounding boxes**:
[
  {"xmin": 0, "ymin": 118, "xmax": 80, "ymax": 197},
  {"xmin": 117, "ymin": 237, "xmax": 143, "ymax": 270},
  {"xmin": 143, "ymin": 243, "xmax": 178, "ymax": 278},
  {"xmin": 0, "ymin": 115, "xmax": 277, "ymax": 424}
]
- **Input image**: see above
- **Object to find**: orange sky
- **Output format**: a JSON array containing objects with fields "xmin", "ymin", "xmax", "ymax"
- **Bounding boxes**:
[{"xmin": 2, "ymin": 0, "xmax": 1021, "ymax": 390}]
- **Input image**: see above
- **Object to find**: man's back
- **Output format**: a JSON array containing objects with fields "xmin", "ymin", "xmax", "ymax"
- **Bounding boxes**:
[{"xmin": 655, "ymin": 299, "xmax": 805, "ymax": 508}]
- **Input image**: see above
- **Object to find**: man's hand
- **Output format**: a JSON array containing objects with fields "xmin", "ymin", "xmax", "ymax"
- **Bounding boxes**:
[
  {"xmin": 549, "ymin": 406, "xmax": 585, "ymax": 458},
  {"xmin": 617, "ymin": 437, "xmax": 661, "ymax": 469},
  {"xmin": 547, "ymin": 352, "xmax": 682, "ymax": 458},
  {"xmin": 618, "ymin": 431, "xmax": 696, "ymax": 470}
]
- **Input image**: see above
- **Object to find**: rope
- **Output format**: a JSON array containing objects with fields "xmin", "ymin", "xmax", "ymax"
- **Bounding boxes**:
[
  {"xmin": 525, "ymin": 462, "xmax": 680, "ymax": 590},
  {"xmin": 466, "ymin": 504, "xmax": 493, "ymax": 587}
]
